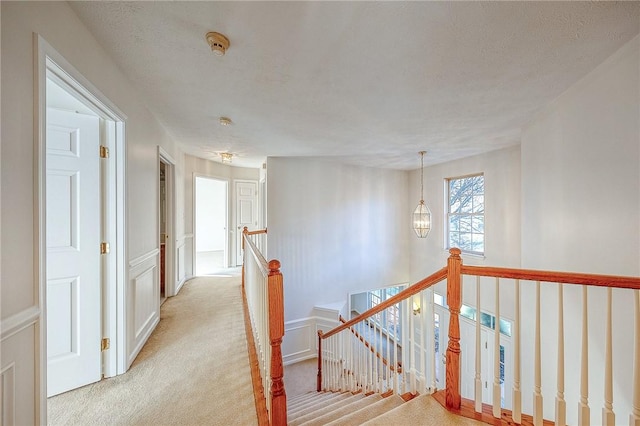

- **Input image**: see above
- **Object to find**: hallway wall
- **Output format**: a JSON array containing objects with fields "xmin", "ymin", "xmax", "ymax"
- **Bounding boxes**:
[
  {"xmin": 183, "ymin": 154, "xmax": 260, "ymax": 275},
  {"xmin": 1, "ymin": 2, "xmax": 185, "ymax": 423},
  {"xmin": 520, "ymin": 34, "xmax": 639, "ymax": 425}
]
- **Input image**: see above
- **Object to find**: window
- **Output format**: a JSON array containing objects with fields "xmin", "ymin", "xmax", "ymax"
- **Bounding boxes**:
[
  {"xmin": 367, "ymin": 285, "xmax": 405, "ymax": 339},
  {"xmin": 446, "ymin": 174, "xmax": 485, "ymax": 255}
]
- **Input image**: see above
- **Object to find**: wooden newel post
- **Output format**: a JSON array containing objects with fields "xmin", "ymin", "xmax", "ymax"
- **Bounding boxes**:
[
  {"xmin": 446, "ymin": 248, "xmax": 462, "ymax": 409},
  {"xmin": 267, "ymin": 260, "xmax": 287, "ymax": 425},
  {"xmin": 317, "ymin": 331, "xmax": 323, "ymax": 392}
]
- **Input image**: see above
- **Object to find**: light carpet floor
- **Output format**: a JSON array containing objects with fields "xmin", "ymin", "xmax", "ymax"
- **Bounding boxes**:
[{"xmin": 48, "ymin": 274, "xmax": 258, "ymax": 426}]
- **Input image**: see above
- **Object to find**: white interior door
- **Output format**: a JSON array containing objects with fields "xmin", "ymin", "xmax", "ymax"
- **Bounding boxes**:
[
  {"xmin": 235, "ymin": 180, "xmax": 257, "ymax": 265},
  {"xmin": 46, "ymin": 108, "xmax": 102, "ymax": 397}
]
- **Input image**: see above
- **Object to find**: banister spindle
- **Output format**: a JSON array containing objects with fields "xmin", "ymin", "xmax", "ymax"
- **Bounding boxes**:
[
  {"xmin": 513, "ymin": 279, "xmax": 522, "ymax": 424},
  {"xmin": 534, "ymin": 281, "xmax": 543, "ymax": 426},
  {"xmin": 493, "ymin": 277, "xmax": 501, "ymax": 418},
  {"xmin": 631, "ymin": 290, "xmax": 640, "ymax": 426},
  {"xmin": 556, "ymin": 284, "xmax": 566, "ymax": 426},
  {"xmin": 410, "ymin": 297, "xmax": 417, "ymax": 394},
  {"xmin": 446, "ymin": 248, "xmax": 462, "ymax": 409},
  {"xmin": 578, "ymin": 285, "xmax": 590, "ymax": 426},
  {"xmin": 317, "ymin": 332, "xmax": 323, "ymax": 391},
  {"xmin": 602, "ymin": 287, "xmax": 615, "ymax": 426},
  {"xmin": 430, "ymin": 290, "xmax": 437, "ymax": 392},
  {"xmin": 475, "ymin": 276, "xmax": 482, "ymax": 413}
]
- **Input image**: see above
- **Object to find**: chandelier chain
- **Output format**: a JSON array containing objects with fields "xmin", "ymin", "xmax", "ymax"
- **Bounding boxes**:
[{"xmin": 420, "ymin": 151, "xmax": 425, "ymax": 202}]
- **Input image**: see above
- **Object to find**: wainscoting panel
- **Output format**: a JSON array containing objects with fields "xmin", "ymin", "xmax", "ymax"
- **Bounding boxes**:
[
  {"xmin": 176, "ymin": 240, "xmax": 186, "ymax": 293},
  {"xmin": 282, "ymin": 318, "xmax": 313, "ymax": 365},
  {"xmin": 0, "ymin": 322, "xmax": 36, "ymax": 425},
  {"xmin": 1, "ymin": 362, "xmax": 16, "ymax": 426},
  {"xmin": 127, "ymin": 250, "xmax": 160, "ymax": 368},
  {"xmin": 282, "ymin": 313, "xmax": 342, "ymax": 365}
]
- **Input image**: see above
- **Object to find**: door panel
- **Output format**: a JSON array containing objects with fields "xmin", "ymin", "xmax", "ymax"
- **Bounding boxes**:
[
  {"xmin": 46, "ymin": 108, "xmax": 102, "ymax": 397},
  {"xmin": 235, "ymin": 181, "xmax": 257, "ymax": 265}
]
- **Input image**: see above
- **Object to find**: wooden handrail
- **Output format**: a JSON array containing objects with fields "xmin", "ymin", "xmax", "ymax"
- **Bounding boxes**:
[
  {"xmin": 244, "ymin": 232, "xmax": 269, "ymax": 274},
  {"xmin": 320, "ymin": 267, "xmax": 448, "ymax": 340},
  {"xmin": 338, "ymin": 316, "xmax": 402, "ymax": 373},
  {"xmin": 244, "ymin": 226, "xmax": 268, "ymax": 236},
  {"xmin": 242, "ymin": 229, "xmax": 286, "ymax": 425},
  {"xmin": 461, "ymin": 264, "xmax": 640, "ymax": 289}
]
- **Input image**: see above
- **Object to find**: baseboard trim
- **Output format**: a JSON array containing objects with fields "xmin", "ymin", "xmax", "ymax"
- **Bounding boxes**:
[
  {"xmin": 127, "ymin": 315, "xmax": 160, "ymax": 369},
  {"xmin": 175, "ymin": 275, "xmax": 193, "ymax": 294}
]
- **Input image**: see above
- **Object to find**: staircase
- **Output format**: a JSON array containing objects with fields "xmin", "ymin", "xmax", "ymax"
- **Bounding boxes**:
[{"xmin": 287, "ymin": 391, "xmax": 481, "ymax": 426}]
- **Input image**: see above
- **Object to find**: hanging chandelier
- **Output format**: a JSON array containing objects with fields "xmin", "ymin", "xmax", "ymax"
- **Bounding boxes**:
[{"xmin": 412, "ymin": 151, "xmax": 432, "ymax": 238}]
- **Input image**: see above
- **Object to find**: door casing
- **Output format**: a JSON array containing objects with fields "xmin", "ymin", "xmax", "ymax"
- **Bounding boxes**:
[{"xmin": 35, "ymin": 34, "xmax": 127, "ymax": 421}]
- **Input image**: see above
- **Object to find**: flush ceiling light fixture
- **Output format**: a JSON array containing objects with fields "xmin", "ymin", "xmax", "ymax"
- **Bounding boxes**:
[
  {"xmin": 220, "ymin": 152, "xmax": 233, "ymax": 164},
  {"xmin": 412, "ymin": 151, "xmax": 432, "ymax": 238},
  {"xmin": 206, "ymin": 31, "xmax": 230, "ymax": 56},
  {"xmin": 219, "ymin": 116, "xmax": 233, "ymax": 126}
]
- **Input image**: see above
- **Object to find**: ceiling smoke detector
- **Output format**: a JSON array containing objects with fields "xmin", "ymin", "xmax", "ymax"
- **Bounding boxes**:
[{"xmin": 206, "ymin": 31, "xmax": 230, "ymax": 56}]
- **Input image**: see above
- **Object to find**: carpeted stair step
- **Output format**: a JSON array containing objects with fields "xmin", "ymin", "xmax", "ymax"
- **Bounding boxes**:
[
  {"xmin": 288, "ymin": 391, "xmax": 342, "ymax": 411},
  {"xmin": 287, "ymin": 392, "xmax": 336, "ymax": 411},
  {"xmin": 296, "ymin": 393, "xmax": 384, "ymax": 426},
  {"xmin": 323, "ymin": 394, "xmax": 405, "ymax": 425},
  {"xmin": 288, "ymin": 392, "xmax": 350, "ymax": 417},
  {"xmin": 361, "ymin": 394, "xmax": 482, "ymax": 426},
  {"xmin": 288, "ymin": 393, "xmax": 365, "ymax": 426},
  {"xmin": 288, "ymin": 392, "xmax": 356, "ymax": 421}
]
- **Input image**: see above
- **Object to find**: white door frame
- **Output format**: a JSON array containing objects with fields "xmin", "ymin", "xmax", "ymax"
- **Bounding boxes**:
[
  {"xmin": 158, "ymin": 147, "xmax": 176, "ymax": 296},
  {"xmin": 192, "ymin": 173, "xmax": 230, "ymax": 275},
  {"xmin": 35, "ymin": 34, "xmax": 127, "ymax": 420}
]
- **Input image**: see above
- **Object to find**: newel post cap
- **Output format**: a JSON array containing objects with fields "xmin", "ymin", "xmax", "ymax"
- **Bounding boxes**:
[
  {"xmin": 268, "ymin": 259, "xmax": 281, "ymax": 274},
  {"xmin": 449, "ymin": 247, "xmax": 462, "ymax": 257}
]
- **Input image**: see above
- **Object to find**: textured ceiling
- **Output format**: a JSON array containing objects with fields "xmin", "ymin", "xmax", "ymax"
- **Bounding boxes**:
[{"xmin": 69, "ymin": 1, "xmax": 640, "ymax": 170}]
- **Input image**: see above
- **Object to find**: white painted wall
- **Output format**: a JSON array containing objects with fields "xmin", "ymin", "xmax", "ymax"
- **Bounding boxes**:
[
  {"xmin": 408, "ymin": 146, "xmax": 522, "ymax": 318},
  {"xmin": 520, "ymin": 35, "xmax": 639, "ymax": 425},
  {"xmin": 1, "ymin": 2, "xmax": 185, "ymax": 423},
  {"xmin": 195, "ymin": 177, "xmax": 226, "ymax": 252},
  {"xmin": 267, "ymin": 157, "xmax": 411, "ymax": 363},
  {"xmin": 183, "ymin": 154, "xmax": 260, "ymax": 273}
]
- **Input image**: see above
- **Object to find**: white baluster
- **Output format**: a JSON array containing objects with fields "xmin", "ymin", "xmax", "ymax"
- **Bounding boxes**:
[
  {"xmin": 493, "ymin": 277, "xmax": 501, "ymax": 418},
  {"xmin": 394, "ymin": 305, "xmax": 399, "ymax": 394},
  {"xmin": 602, "ymin": 287, "xmax": 615, "ymax": 426},
  {"xmin": 385, "ymin": 309, "xmax": 391, "ymax": 392},
  {"xmin": 631, "ymin": 290, "xmax": 640, "ymax": 426},
  {"xmin": 419, "ymin": 291, "xmax": 426, "ymax": 392},
  {"xmin": 513, "ymin": 279, "xmax": 522, "ymax": 424},
  {"xmin": 534, "ymin": 281, "xmax": 543, "ymax": 426},
  {"xmin": 475, "ymin": 276, "xmax": 482, "ymax": 413},
  {"xmin": 430, "ymin": 290, "xmax": 437, "ymax": 392},
  {"xmin": 556, "ymin": 284, "xmax": 566, "ymax": 426},
  {"xmin": 578, "ymin": 285, "xmax": 590, "ymax": 426},
  {"xmin": 410, "ymin": 297, "xmax": 417, "ymax": 394}
]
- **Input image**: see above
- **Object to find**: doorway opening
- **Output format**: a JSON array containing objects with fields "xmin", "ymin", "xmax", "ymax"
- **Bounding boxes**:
[
  {"xmin": 36, "ymin": 35, "xmax": 127, "ymax": 415},
  {"xmin": 194, "ymin": 176, "xmax": 228, "ymax": 275},
  {"xmin": 158, "ymin": 148, "xmax": 176, "ymax": 301}
]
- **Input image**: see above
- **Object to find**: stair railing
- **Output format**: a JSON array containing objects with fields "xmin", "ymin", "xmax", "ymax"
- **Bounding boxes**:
[
  {"xmin": 242, "ymin": 227, "xmax": 286, "ymax": 425},
  {"xmin": 317, "ymin": 267, "xmax": 448, "ymax": 396},
  {"xmin": 317, "ymin": 248, "xmax": 640, "ymax": 426}
]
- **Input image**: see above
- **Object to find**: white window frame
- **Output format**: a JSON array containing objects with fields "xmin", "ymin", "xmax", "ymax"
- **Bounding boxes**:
[{"xmin": 445, "ymin": 173, "xmax": 485, "ymax": 256}]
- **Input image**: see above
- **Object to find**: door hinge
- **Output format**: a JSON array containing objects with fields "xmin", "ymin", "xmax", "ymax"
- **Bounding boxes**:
[
  {"xmin": 100, "ymin": 145, "xmax": 109, "ymax": 158},
  {"xmin": 101, "ymin": 338, "xmax": 110, "ymax": 351},
  {"xmin": 100, "ymin": 242, "xmax": 110, "ymax": 254}
]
